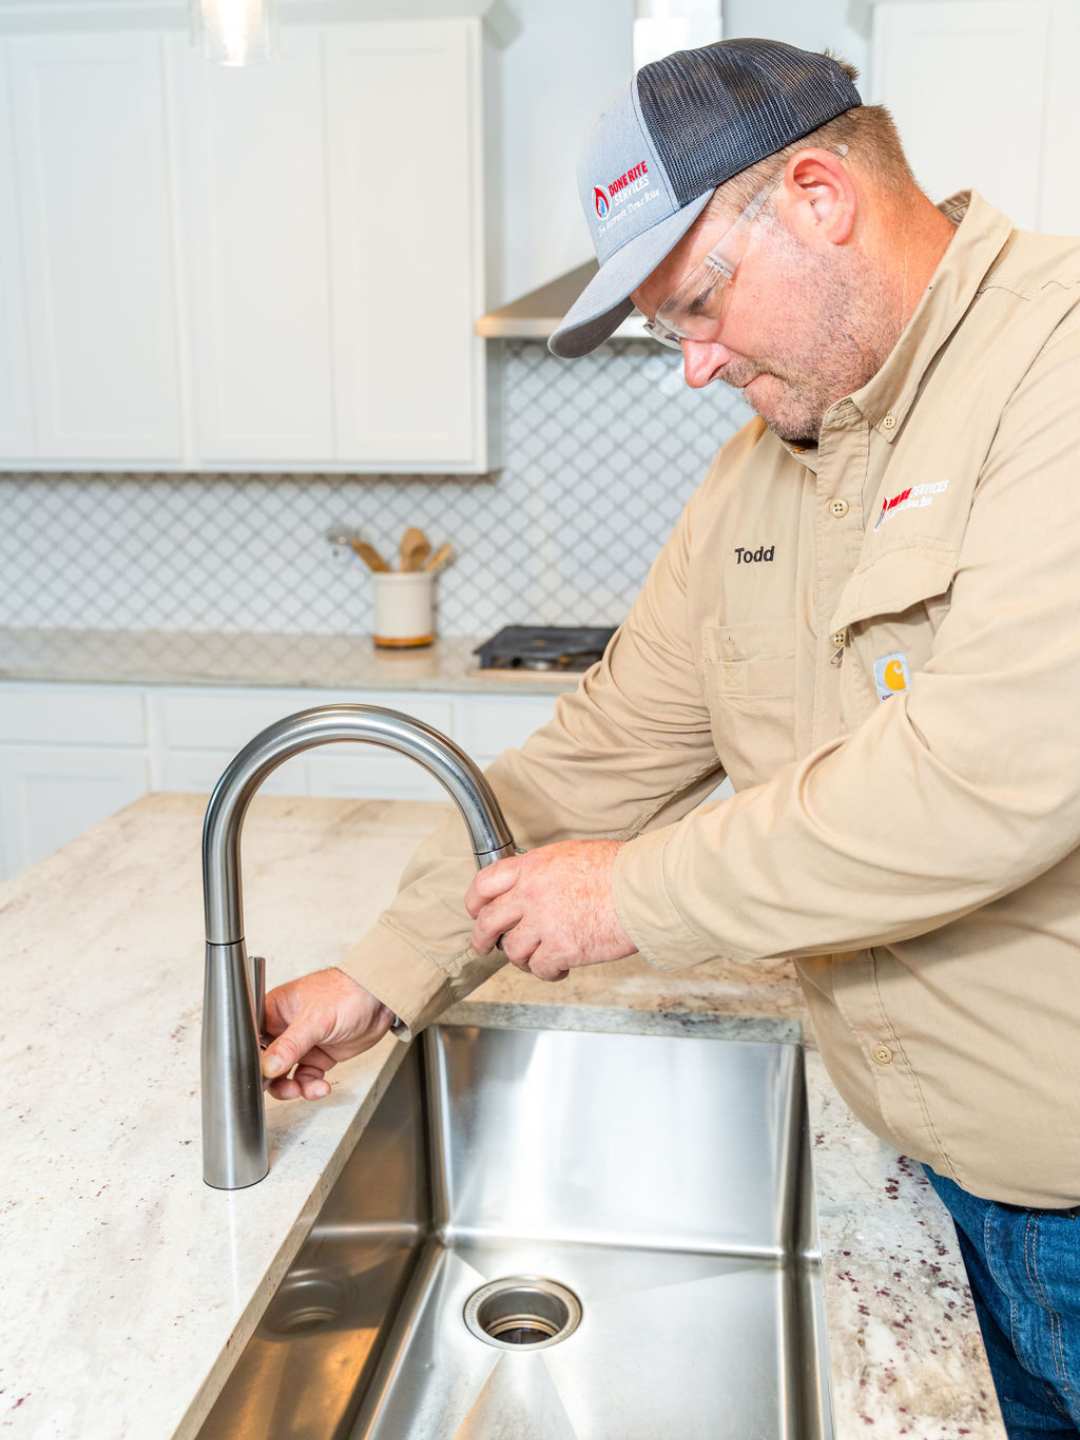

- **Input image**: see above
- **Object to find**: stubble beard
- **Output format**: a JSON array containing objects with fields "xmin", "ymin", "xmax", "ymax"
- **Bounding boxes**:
[{"xmin": 721, "ymin": 242, "xmax": 899, "ymax": 447}]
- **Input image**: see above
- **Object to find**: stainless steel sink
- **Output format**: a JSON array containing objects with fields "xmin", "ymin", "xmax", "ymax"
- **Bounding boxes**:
[{"xmin": 198, "ymin": 1021, "xmax": 834, "ymax": 1439}]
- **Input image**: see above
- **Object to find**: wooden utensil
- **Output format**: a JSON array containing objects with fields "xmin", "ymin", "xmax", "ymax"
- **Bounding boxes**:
[
  {"xmin": 348, "ymin": 538, "xmax": 390, "ymax": 572},
  {"xmin": 423, "ymin": 542, "xmax": 454, "ymax": 575},
  {"xmin": 399, "ymin": 527, "xmax": 431, "ymax": 572}
]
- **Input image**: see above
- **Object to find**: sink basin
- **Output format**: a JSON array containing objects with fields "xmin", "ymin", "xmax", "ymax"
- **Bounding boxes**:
[{"xmin": 197, "ymin": 1021, "xmax": 834, "ymax": 1439}]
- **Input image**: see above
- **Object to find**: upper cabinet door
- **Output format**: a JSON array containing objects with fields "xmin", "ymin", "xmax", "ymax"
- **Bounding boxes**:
[
  {"xmin": 325, "ymin": 20, "xmax": 489, "ymax": 470},
  {"xmin": 0, "ymin": 43, "xmax": 34, "ymax": 461},
  {"xmin": 173, "ymin": 28, "xmax": 336, "ymax": 464},
  {"xmin": 870, "ymin": 2, "xmax": 1050, "ymax": 229},
  {"xmin": 9, "ymin": 31, "xmax": 184, "ymax": 462}
]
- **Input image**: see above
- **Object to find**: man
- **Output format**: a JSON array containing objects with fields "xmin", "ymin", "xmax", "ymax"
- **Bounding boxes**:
[{"xmin": 262, "ymin": 40, "xmax": 1080, "ymax": 1437}]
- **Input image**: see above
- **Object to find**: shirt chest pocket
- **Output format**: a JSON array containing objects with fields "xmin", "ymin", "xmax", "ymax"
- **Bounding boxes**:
[
  {"xmin": 831, "ymin": 548, "xmax": 957, "ymax": 724},
  {"xmin": 702, "ymin": 620, "xmax": 797, "ymax": 790}
]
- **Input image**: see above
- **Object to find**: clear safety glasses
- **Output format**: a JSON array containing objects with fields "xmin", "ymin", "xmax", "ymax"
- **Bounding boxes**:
[{"xmin": 642, "ymin": 145, "xmax": 848, "ymax": 351}]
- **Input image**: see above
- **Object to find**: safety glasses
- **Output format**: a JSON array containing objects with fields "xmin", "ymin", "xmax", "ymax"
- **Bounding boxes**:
[{"xmin": 642, "ymin": 145, "xmax": 848, "ymax": 351}]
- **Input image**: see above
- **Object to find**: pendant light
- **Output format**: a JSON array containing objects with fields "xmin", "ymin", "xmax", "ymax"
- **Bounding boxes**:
[{"xmin": 194, "ymin": 0, "xmax": 273, "ymax": 67}]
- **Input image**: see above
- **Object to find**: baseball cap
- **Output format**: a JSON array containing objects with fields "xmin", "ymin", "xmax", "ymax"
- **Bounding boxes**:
[{"xmin": 548, "ymin": 39, "xmax": 861, "ymax": 359}]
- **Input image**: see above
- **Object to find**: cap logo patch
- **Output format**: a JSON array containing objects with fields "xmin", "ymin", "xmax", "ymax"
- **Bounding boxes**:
[{"xmin": 592, "ymin": 158, "xmax": 658, "ymax": 236}]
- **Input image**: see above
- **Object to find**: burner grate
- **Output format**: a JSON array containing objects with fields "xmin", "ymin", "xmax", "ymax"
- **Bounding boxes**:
[{"xmin": 473, "ymin": 625, "xmax": 617, "ymax": 673}]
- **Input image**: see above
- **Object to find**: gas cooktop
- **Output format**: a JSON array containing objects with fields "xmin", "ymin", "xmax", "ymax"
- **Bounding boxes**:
[{"xmin": 473, "ymin": 625, "xmax": 617, "ymax": 673}]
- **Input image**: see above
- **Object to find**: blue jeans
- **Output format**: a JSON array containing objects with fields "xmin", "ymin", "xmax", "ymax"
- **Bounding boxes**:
[{"xmin": 925, "ymin": 1166, "xmax": 1080, "ymax": 1438}]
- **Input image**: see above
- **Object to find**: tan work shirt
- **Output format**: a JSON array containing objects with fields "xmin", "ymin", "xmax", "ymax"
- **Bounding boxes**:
[{"xmin": 346, "ymin": 191, "xmax": 1080, "ymax": 1208}]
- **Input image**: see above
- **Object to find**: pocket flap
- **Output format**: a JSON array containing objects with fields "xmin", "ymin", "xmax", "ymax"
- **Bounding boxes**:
[
  {"xmin": 829, "ymin": 543, "xmax": 957, "ymax": 634},
  {"xmin": 703, "ymin": 620, "xmax": 795, "ymax": 699}
]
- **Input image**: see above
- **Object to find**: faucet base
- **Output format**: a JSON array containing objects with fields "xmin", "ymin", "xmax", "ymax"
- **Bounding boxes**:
[{"xmin": 202, "ymin": 940, "xmax": 269, "ymax": 1190}]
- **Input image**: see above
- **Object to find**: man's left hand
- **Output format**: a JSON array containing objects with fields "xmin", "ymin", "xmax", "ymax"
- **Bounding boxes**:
[{"xmin": 465, "ymin": 839, "xmax": 638, "ymax": 981}]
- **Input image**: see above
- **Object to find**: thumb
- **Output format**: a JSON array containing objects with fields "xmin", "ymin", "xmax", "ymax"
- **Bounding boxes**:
[{"xmin": 262, "ymin": 1006, "xmax": 331, "ymax": 1079}]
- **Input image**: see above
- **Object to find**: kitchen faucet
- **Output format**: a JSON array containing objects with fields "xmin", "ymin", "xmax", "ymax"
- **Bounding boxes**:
[{"xmin": 201, "ymin": 704, "xmax": 517, "ymax": 1190}]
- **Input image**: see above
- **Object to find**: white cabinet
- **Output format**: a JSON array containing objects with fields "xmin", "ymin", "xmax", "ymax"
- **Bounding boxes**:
[
  {"xmin": 0, "ymin": 686, "xmax": 151, "ymax": 873},
  {"xmin": 0, "ymin": 45, "xmax": 33, "ymax": 457},
  {"xmin": 174, "ymin": 26, "xmax": 336, "ymax": 465},
  {"xmin": 0, "ymin": 745, "xmax": 151, "ymax": 874},
  {"xmin": 8, "ymin": 30, "xmax": 184, "ymax": 463},
  {"xmin": 869, "ymin": 1, "xmax": 1080, "ymax": 234},
  {"xmin": 0, "ymin": 681, "xmax": 560, "ymax": 880},
  {"xmin": 458, "ymin": 694, "xmax": 563, "ymax": 766},
  {"xmin": 0, "ymin": 14, "xmax": 494, "ymax": 473},
  {"xmin": 324, "ymin": 21, "xmax": 488, "ymax": 469}
]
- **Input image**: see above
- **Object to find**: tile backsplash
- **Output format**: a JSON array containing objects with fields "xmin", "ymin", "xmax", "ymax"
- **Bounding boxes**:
[{"xmin": 0, "ymin": 341, "xmax": 751, "ymax": 640}]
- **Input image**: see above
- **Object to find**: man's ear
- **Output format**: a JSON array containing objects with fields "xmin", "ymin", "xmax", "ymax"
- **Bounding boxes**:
[{"xmin": 778, "ymin": 148, "xmax": 857, "ymax": 247}]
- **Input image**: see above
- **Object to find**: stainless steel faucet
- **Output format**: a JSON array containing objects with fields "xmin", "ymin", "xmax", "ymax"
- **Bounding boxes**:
[{"xmin": 201, "ymin": 704, "xmax": 517, "ymax": 1190}]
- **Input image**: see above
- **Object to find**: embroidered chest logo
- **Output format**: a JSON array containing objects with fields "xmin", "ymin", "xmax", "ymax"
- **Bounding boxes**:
[
  {"xmin": 873, "ymin": 479, "xmax": 950, "ymax": 531},
  {"xmin": 734, "ymin": 545, "xmax": 775, "ymax": 565}
]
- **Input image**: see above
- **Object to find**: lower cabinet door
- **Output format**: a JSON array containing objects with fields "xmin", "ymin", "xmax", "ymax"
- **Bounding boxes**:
[
  {"xmin": 0, "ymin": 745, "xmax": 150, "ymax": 879},
  {"xmin": 160, "ymin": 749, "xmax": 308, "ymax": 798}
]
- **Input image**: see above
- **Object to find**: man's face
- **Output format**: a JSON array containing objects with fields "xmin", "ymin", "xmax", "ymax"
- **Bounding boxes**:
[{"xmin": 631, "ymin": 177, "xmax": 892, "ymax": 445}]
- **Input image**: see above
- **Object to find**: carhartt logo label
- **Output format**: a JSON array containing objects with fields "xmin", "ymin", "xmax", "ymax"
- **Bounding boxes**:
[
  {"xmin": 734, "ymin": 545, "xmax": 775, "ymax": 564},
  {"xmin": 874, "ymin": 651, "xmax": 911, "ymax": 701},
  {"xmin": 874, "ymin": 480, "xmax": 950, "ymax": 531}
]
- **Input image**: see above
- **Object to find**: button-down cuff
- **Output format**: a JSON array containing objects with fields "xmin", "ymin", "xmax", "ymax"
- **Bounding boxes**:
[
  {"xmin": 339, "ymin": 919, "xmax": 454, "ymax": 1043},
  {"xmin": 613, "ymin": 824, "xmax": 728, "ymax": 972}
]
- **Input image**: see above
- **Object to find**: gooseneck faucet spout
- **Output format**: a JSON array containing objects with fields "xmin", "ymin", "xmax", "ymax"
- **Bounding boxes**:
[{"xmin": 201, "ymin": 705, "xmax": 517, "ymax": 1190}]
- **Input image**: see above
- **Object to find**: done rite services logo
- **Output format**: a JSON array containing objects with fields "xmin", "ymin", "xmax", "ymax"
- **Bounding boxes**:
[{"xmin": 591, "ymin": 159, "xmax": 658, "ymax": 233}]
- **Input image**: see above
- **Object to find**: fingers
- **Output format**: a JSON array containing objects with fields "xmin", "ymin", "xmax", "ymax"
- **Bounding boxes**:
[
  {"xmin": 464, "ymin": 856, "xmax": 520, "ymax": 919},
  {"xmin": 499, "ymin": 924, "xmax": 540, "ymax": 971},
  {"xmin": 261, "ymin": 1005, "xmax": 334, "ymax": 1081},
  {"xmin": 527, "ymin": 945, "xmax": 571, "ymax": 983},
  {"xmin": 470, "ymin": 894, "xmax": 525, "ymax": 955},
  {"xmin": 267, "ymin": 1064, "xmax": 330, "ymax": 1102}
]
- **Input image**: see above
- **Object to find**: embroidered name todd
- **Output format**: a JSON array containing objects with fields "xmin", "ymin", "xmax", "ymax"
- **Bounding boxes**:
[{"xmin": 734, "ymin": 545, "xmax": 775, "ymax": 564}]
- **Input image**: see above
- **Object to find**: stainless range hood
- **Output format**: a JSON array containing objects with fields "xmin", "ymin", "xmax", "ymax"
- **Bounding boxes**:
[
  {"xmin": 474, "ymin": 262, "xmax": 649, "ymax": 342},
  {"xmin": 475, "ymin": 2, "xmax": 722, "ymax": 345}
]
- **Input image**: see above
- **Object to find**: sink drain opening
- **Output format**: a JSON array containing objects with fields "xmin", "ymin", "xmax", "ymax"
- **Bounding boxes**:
[
  {"xmin": 464, "ymin": 1277, "xmax": 582, "ymax": 1352},
  {"xmin": 265, "ymin": 1273, "xmax": 348, "ymax": 1336}
]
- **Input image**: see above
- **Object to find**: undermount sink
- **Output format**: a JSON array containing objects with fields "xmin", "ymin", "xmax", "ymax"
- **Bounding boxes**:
[{"xmin": 197, "ymin": 1021, "xmax": 835, "ymax": 1439}]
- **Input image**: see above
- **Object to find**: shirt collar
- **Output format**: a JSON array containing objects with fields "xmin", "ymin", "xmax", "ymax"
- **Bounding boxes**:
[
  {"xmin": 847, "ymin": 189, "xmax": 1015, "ymax": 443},
  {"xmin": 774, "ymin": 190, "xmax": 1015, "ymax": 472}
]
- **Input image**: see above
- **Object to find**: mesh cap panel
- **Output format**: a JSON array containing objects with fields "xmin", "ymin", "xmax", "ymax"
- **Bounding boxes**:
[{"xmin": 636, "ymin": 39, "xmax": 861, "ymax": 206}]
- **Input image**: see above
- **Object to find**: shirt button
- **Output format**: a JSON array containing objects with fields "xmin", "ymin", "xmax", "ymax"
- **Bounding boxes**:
[
  {"xmin": 872, "ymin": 1044, "xmax": 894, "ymax": 1066},
  {"xmin": 830, "ymin": 629, "xmax": 848, "ymax": 648},
  {"xmin": 829, "ymin": 498, "xmax": 850, "ymax": 518},
  {"xmin": 882, "ymin": 413, "xmax": 897, "ymax": 431}
]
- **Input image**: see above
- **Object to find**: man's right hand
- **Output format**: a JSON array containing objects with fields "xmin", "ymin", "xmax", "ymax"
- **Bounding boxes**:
[{"xmin": 260, "ymin": 966, "xmax": 395, "ymax": 1101}]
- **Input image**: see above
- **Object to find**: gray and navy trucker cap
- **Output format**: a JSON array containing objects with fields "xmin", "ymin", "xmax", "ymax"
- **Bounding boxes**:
[{"xmin": 548, "ymin": 39, "xmax": 861, "ymax": 359}]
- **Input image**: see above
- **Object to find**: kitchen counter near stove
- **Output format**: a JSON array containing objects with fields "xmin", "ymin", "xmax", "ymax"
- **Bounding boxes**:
[
  {"xmin": 0, "ymin": 627, "xmax": 584, "ymax": 696},
  {"xmin": 1, "ymin": 793, "xmax": 1005, "ymax": 1440}
]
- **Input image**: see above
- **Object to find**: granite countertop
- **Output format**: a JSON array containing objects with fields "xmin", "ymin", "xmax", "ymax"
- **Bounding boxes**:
[
  {"xmin": 0, "ymin": 795, "xmax": 1004, "ymax": 1439},
  {"xmin": 0, "ymin": 627, "xmax": 581, "ymax": 695}
]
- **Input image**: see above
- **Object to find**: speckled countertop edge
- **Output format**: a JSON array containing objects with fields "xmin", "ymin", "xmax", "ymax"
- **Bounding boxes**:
[{"xmin": 0, "ymin": 627, "xmax": 580, "ymax": 695}]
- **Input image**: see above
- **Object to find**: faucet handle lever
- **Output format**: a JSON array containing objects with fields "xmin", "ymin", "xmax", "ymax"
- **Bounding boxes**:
[{"xmin": 250, "ymin": 954, "xmax": 266, "ymax": 1036}]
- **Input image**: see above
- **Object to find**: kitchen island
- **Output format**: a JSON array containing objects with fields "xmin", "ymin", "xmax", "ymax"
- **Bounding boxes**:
[{"xmin": 0, "ymin": 794, "xmax": 1003, "ymax": 1438}]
